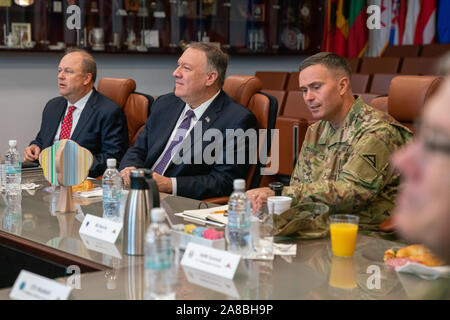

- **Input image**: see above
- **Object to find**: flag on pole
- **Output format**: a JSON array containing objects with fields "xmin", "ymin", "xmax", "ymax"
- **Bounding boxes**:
[
  {"xmin": 414, "ymin": 0, "xmax": 436, "ymax": 44},
  {"xmin": 321, "ymin": 0, "xmax": 349, "ymax": 56},
  {"xmin": 367, "ymin": 0, "xmax": 392, "ymax": 56},
  {"xmin": 390, "ymin": 0, "xmax": 407, "ymax": 46},
  {"xmin": 403, "ymin": 0, "xmax": 420, "ymax": 45},
  {"xmin": 348, "ymin": 0, "xmax": 368, "ymax": 57},
  {"xmin": 437, "ymin": 0, "xmax": 450, "ymax": 43}
]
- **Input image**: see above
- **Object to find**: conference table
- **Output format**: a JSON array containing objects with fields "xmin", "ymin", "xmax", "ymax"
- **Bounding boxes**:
[{"xmin": 0, "ymin": 170, "xmax": 448, "ymax": 300}]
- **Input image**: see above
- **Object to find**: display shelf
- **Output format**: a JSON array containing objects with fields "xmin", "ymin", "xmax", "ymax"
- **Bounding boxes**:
[{"xmin": 0, "ymin": 0, "xmax": 324, "ymax": 55}]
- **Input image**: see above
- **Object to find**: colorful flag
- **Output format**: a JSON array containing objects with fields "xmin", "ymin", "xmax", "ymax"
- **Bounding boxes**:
[
  {"xmin": 368, "ymin": 0, "xmax": 392, "ymax": 56},
  {"xmin": 321, "ymin": 0, "xmax": 349, "ymax": 56},
  {"xmin": 390, "ymin": 0, "xmax": 407, "ymax": 45},
  {"xmin": 437, "ymin": 0, "xmax": 450, "ymax": 43},
  {"xmin": 348, "ymin": 0, "xmax": 368, "ymax": 57},
  {"xmin": 403, "ymin": 0, "xmax": 420, "ymax": 44},
  {"xmin": 414, "ymin": 0, "xmax": 436, "ymax": 44}
]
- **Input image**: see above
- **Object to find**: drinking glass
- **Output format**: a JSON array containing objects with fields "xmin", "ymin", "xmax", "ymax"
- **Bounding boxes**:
[{"xmin": 329, "ymin": 214, "xmax": 359, "ymax": 257}]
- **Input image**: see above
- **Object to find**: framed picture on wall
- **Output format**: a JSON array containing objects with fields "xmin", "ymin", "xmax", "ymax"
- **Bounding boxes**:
[
  {"xmin": 11, "ymin": 22, "xmax": 31, "ymax": 45},
  {"xmin": 252, "ymin": 4, "xmax": 265, "ymax": 22}
]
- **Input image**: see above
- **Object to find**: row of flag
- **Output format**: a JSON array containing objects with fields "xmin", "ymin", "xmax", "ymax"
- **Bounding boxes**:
[{"xmin": 322, "ymin": 0, "xmax": 450, "ymax": 58}]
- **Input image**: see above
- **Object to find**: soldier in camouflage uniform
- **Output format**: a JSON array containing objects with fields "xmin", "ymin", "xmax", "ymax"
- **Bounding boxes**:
[{"xmin": 248, "ymin": 52, "xmax": 412, "ymax": 233}]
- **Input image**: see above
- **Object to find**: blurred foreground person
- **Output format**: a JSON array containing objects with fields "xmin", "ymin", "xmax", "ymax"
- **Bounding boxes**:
[{"xmin": 393, "ymin": 76, "xmax": 450, "ymax": 264}]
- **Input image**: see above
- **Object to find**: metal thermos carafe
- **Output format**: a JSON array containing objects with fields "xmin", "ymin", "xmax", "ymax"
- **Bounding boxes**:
[{"xmin": 123, "ymin": 169, "xmax": 160, "ymax": 255}]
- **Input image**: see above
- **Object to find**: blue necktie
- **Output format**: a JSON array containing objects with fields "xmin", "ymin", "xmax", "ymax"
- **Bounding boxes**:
[{"xmin": 153, "ymin": 109, "xmax": 195, "ymax": 175}]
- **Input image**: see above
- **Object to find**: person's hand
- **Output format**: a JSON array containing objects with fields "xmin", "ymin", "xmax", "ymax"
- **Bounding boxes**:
[
  {"xmin": 246, "ymin": 187, "xmax": 274, "ymax": 214},
  {"xmin": 23, "ymin": 144, "xmax": 41, "ymax": 162},
  {"xmin": 120, "ymin": 166, "xmax": 137, "ymax": 186},
  {"xmin": 152, "ymin": 172, "xmax": 172, "ymax": 194}
]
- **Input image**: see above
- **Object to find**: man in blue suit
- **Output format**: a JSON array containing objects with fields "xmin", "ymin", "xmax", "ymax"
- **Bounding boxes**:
[
  {"xmin": 23, "ymin": 48, "xmax": 128, "ymax": 177},
  {"xmin": 119, "ymin": 42, "xmax": 257, "ymax": 199}
]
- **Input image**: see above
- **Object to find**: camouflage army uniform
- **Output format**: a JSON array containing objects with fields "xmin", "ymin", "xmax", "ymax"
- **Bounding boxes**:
[{"xmin": 283, "ymin": 96, "xmax": 412, "ymax": 231}]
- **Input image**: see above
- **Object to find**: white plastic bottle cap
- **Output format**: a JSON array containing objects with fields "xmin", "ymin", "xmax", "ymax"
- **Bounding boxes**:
[
  {"xmin": 233, "ymin": 179, "xmax": 245, "ymax": 190},
  {"xmin": 9, "ymin": 140, "xmax": 17, "ymax": 147},
  {"xmin": 107, "ymin": 158, "xmax": 117, "ymax": 168},
  {"xmin": 151, "ymin": 208, "xmax": 166, "ymax": 222}
]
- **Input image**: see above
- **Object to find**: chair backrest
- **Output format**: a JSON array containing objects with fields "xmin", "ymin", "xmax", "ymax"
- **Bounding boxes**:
[
  {"xmin": 346, "ymin": 58, "xmax": 361, "ymax": 73},
  {"xmin": 421, "ymin": 43, "xmax": 450, "ymax": 57},
  {"xmin": 358, "ymin": 93, "xmax": 379, "ymax": 105},
  {"xmin": 97, "ymin": 77, "xmax": 136, "ymax": 108},
  {"xmin": 255, "ymin": 71, "xmax": 289, "ymax": 90},
  {"xmin": 123, "ymin": 92, "xmax": 153, "ymax": 146},
  {"xmin": 223, "ymin": 75, "xmax": 262, "ymax": 107},
  {"xmin": 281, "ymin": 90, "xmax": 314, "ymax": 121},
  {"xmin": 261, "ymin": 89, "xmax": 287, "ymax": 115},
  {"xmin": 383, "ymin": 45, "xmax": 421, "ymax": 57},
  {"xmin": 359, "ymin": 57, "xmax": 401, "ymax": 74},
  {"xmin": 388, "ymin": 75, "xmax": 442, "ymax": 132},
  {"xmin": 400, "ymin": 57, "xmax": 440, "ymax": 75},
  {"xmin": 369, "ymin": 73, "xmax": 397, "ymax": 95},
  {"xmin": 351, "ymin": 73, "xmax": 371, "ymax": 93},
  {"xmin": 370, "ymin": 96, "xmax": 389, "ymax": 113},
  {"xmin": 286, "ymin": 71, "xmax": 300, "ymax": 90},
  {"xmin": 245, "ymin": 92, "xmax": 278, "ymax": 189}
]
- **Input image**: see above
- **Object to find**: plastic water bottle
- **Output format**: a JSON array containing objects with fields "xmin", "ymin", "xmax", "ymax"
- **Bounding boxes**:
[
  {"xmin": 102, "ymin": 158, "xmax": 122, "ymax": 221},
  {"xmin": 144, "ymin": 208, "xmax": 175, "ymax": 300},
  {"xmin": 226, "ymin": 179, "xmax": 251, "ymax": 257},
  {"xmin": 0, "ymin": 156, "xmax": 6, "ymax": 192},
  {"xmin": 5, "ymin": 140, "xmax": 21, "ymax": 200}
]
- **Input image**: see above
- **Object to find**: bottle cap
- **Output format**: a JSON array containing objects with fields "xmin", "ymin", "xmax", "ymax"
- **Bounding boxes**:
[
  {"xmin": 233, "ymin": 179, "xmax": 245, "ymax": 190},
  {"xmin": 9, "ymin": 140, "xmax": 17, "ymax": 147},
  {"xmin": 107, "ymin": 158, "xmax": 116, "ymax": 168},
  {"xmin": 150, "ymin": 208, "xmax": 166, "ymax": 222}
]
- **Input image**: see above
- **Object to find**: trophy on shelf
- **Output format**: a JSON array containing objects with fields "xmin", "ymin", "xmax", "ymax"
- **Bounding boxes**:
[
  {"xmin": 127, "ymin": 29, "xmax": 136, "ymax": 51},
  {"xmin": 88, "ymin": 27, "xmax": 105, "ymax": 51},
  {"xmin": 39, "ymin": 140, "xmax": 93, "ymax": 213}
]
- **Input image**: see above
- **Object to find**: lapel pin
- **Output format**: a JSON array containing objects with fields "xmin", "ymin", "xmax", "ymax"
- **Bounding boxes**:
[{"xmin": 205, "ymin": 116, "xmax": 210, "ymax": 123}]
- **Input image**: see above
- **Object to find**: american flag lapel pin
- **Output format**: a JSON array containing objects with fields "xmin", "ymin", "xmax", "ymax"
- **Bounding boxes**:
[{"xmin": 205, "ymin": 116, "xmax": 210, "ymax": 123}]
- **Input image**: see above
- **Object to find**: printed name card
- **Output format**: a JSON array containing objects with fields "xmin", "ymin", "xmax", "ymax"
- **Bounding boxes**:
[
  {"xmin": 10, "ymin": 270, "xmax": 72, "ymax": 300},
  {"xmin": 182, "ymin": 265, "xmax": 240, "ymax": 299},
  {"xmin": 181, "ymin": 243, "xmax": 241, "ymax": 280},
  {"xmin": 80, "ymin": 234, "xmax": 122, "ymax": 259},
  {"xmin": 78, "ymin": 214, "xmax": 122, "ymax": 243}
]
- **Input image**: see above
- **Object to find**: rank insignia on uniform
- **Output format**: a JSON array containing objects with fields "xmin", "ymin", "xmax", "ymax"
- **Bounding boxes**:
[
  {"xmin": 205, "ymin": 116, "xmax": 210, "ymax": 123},
  {"xmin": 363, "ymin": 154, "xmax": 377, "ymax": 168}
]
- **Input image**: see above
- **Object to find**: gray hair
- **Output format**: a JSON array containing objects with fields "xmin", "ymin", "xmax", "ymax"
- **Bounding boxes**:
[
  {"xmin": 64, "ymin": 47, "xmax": 97, "ymax": 83},
  {"xmin": 185, "ymin": 42, "xmax": 228, "ymax": 88}
]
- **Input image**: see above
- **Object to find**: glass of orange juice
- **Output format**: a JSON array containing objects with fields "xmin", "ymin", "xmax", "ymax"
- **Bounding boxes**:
[{"xmin": 329, "ymin": 214, "xmax": 359, "ymax": 257}]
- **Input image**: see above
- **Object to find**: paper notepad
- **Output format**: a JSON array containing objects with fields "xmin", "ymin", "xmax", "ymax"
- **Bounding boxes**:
[{"xmin": 183, "ymin": 205, "xmax": 229, "ymax": 225}]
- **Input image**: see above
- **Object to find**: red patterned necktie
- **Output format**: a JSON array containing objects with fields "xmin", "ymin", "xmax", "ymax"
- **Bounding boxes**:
[{"xmin": 59, "ymin": 105, "xmax": 77, "ymax": 140}]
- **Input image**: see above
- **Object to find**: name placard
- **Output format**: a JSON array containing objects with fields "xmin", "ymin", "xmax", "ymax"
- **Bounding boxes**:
[
  {"xmin": 80, "ymin": 234, "xmax": 122, "ymax": 259},
  {"xmin": 78, "ymin": 214, "xmax": 122, "ymax": 244},
  {"xmin": 182, "ymin": 265, "xmax": 240, "ymax": 298},
  {"xmin": 10, "ymin": 270, "xmax": 72, "ymax": 300},
  {"xmin": 181, "ymin": 243, "xmax": 240, "ymax": 280}
]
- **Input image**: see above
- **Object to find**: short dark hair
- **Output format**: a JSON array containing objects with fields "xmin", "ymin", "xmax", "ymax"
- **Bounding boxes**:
[
  {"xmin": 64, "ymin": 47, "xmax": 97, "ymax": 83},
  {"xmin": 185, "ymin": 42, "xmax": 228, "ymax": 88},
  {"xmin": 299, "ymin": 52, "xmax": 352, "ymax": 79}
]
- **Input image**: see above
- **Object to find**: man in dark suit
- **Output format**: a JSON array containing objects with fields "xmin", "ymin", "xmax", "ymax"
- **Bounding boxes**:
[
  {"xmin": 23, "ymin": 48, "xmax": 128, "ymax": 177},
  {"xmin": 119, "ymin": 42, "xmax": 257, "ymax": 199}
]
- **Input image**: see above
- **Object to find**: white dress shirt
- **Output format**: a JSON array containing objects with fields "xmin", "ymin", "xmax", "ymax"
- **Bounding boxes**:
[
  {"xmin": 152, "ymin": 90, "xmax": 221, "ymax": 195},
  {"xmin": 53, "ymin": 89, "xmax": 93, "ymax": 143}
]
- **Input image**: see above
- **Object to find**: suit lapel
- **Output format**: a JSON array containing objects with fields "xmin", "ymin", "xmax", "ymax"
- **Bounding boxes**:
[
  {"xmin": 46, "ymin": 99, "xmax": 68, "ymax": 146},
  {"xmin": 71, "ymin": 90, "xmax": 97, "ymax": 141},
  {"xmin": 168, "ymin": 91, "xmax": 225, "ymax": 171},
  {"xmin": 147, "ymin": 98, "xmax": 186, "ymax": 164}
]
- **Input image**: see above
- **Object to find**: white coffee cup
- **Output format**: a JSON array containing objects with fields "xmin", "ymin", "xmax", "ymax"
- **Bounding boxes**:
[{"xmin": 267, "ymin": 196, "xmax": 292, "ymax": 215}]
